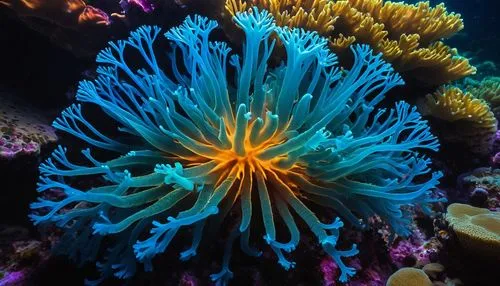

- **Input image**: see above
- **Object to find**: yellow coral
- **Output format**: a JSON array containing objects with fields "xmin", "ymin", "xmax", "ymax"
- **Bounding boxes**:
[
  {"xmin": 421, "ymin": 86, "xmax": 497, "ymax": 154},
  {"xmin": 423, "ymin": 86, "xmax": 495, "ymax": 124},
  {"xmin": 386, "ymin": 267, "xmax": 432, "ymax": 286},
  {"xmin": 446, "ymin": 203, "xmax": 500, "ymax": 257},
  {"xmin": 466, "ymin": 77, "xmax": 500, "ymax": 118},
  {"xmin": 226, "ymin": 0, "xmax": 338, "ymax": 34},
  {"xmin": 225, "ymin": 0, "xmax": 475, "ymax": 86}
]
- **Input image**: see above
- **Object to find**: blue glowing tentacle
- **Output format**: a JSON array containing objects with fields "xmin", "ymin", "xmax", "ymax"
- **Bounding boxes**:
[
  {"xmin": 179, "ymin": 221, "xmax": 205, "ymax": 260},
  {"xmin": 249, "ymin": 117, "xmax": 265, "ymax": 147},
  {"xmin": 253, "ymin": 111, "xmax": 279, "ymax": 146},
  {"xmin": 155, "ymin": 163, "xmax": 195, "ymax": 191},
  {"xmin": 53, "ymin": 104, "xmax": 130, "ymax": 152},
  {"xmin": 239, "ymin": 165, "xmax": 253, "ymax": 232},
  {"xmin": 240, "ymin": 226, "xmax": 262, "ymax": 257},
  {"xmin": 127, "ymin": 26, "xmax": 163, "ymax": 76},
  {"xmin": 233, "ymin": 104, "xmax": 252, "ymax": 156},
  {"xmin": 102, "ymin": 150, "xmax": 168, "ymax": 169},
  {"xmin": 316, "ymin": 155, "xmax": 410, "ymax": 181},
  {"xmin": 233, "ymin": 7, "xmax": 276, "ymax": 107},
  {"xmin": 309, "ymin": 45, "xmax": 400, "ymax": 128},
  {"xmin": 208, "ymin": 41, "xmax": 233, "ymax": 120},
  {"xmin": 332, "ymin": 171, "xmax": 443, "ymax": 201},
  {"xmin": 288, "ymin": 93, "xmax": 313, "ymax": 130},
  {"xmin": 256, "ymin": 170, "xmax": 275, "ymax": 239},
  {"xmin": 133, "ymin": 172, "xmax": 235, "ymax": 264},
  {"xmin": 275, "ymin": 27, "xmax": 329, "ymax": 128},
  {"xmin": 93, "ymin": 188, "xmax": 190, "ymax": 235},
  {"xmin": 31, "ymin": 178, "xmax": 169, "ymax": 226},
  {"xmin": 270, "ymin": 171, "xmax": 358, "ymax": 281},
  {"xmin": 178, "ymin": 186, "xmax": 214, "ymax": 260},
  {"xmin": 268, "ymin": 191, "xmax": 300, "ymax": 270},
  {"xmin": 210, "ymin": 229, "xmax": 238, "ymax": 286},
  {"xmin": 134, "ymin": 205, "xmax": 218, "ymax": 264},
  {"xmin": 305, "ymin": 193, "xmax": 365, "ymax": 229},
  {"xmin": 218, "ymin": 117, "xmax": 232, "ymax": 149},
  {"xmin": 272, "ymin": 128, "xmax": 330, "ymax": 170},
  {"xmin": 251, "ymin": 38, "xmax": 276, "ymax": 118}
]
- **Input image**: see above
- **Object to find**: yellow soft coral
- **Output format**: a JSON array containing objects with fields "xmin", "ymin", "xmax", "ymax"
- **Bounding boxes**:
[
  {"xmin": 226, "ymin": 0, "xmax": 338, "ymax": 34},
  {"xmin": 423, "ymin": 86, "xmax": 494, "ymax": 124},
  {"xmin": 225, "ymin": 0, "xmax": 475, "ymax": 86},
  {"xmin": 421, "ymin": 86, "xmax": 497, "ymax": 154},
  {"xmin": 446, "ymin": 203, "xmax": 500, "ymax": 257},
  {"xmin": 466, "ymin": 77, "xmax": 500, "ymax": 118}
]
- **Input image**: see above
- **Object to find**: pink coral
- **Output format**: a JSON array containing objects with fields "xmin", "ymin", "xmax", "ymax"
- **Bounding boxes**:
[
  {"xmin": 129, "ymin": 0, "xmax": 154, "ymax": 13},
  {"xmin": 179, "ymin": 272, "xmax": 198, "ymax": 286},
  {"xmin": 388, "ymin": 231, "xmax": 440, "ymax": 269}
]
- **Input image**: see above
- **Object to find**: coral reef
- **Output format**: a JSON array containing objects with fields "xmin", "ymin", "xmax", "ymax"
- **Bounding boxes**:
[
  {"xmin": 29, "ymin": 8, "xmax": 442, "ymax": 284},
  {"xmin": 386, "ymin": 267, "xmax": 432, "ymax": 286},
  {"xmin": 388, "ymin": 233, "xmax": 442, "ymax": 269},
  {"xmin": 0, "ymin": 225, "xmax": 51, "ymax": 286},
  {"xmin": 419, "ymin": 86, "xmax": 497, "ymax": 155},
  {"xmin": 445, "ymin": 203, "xmax": 500, "ymax": 257},
  {"xmin": 421, "ymin": 262, "xmax": 444, "ymax": 280},
  {"xmin": 459, "ymin": 167, "xmax": 500, "ymax": 210},
  {"xmin": 224, "ymin": 0, "xmax": 475, "ymax": 86},
  {"xmin": 0, "ymin": 93, "xmax": 57, "ymax": 159}
]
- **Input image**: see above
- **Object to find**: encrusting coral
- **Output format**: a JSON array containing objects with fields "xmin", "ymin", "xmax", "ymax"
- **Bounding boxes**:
[
  {"xmin": 30, "ymin": 8, "xmax": 443, "ymax": 284},
  {"xmin": 0, "ymin": 93, "xmax": 58, "ymax": 159},
  {"xmin": 445, "ymin": 203, "xmax": 500, "ymax": 257},
  {"xmin": 224, "ymin": 0, "xmax": 475, "ymax": 86},
  {"xmin": 419, "ymin": 86, "xmax": 497, "ymax": 155}
]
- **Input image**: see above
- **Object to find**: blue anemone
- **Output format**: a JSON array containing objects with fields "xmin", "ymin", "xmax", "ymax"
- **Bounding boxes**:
[{"xmin": 30, "ymin": 7, "xmax": 442, "ymax": 285}]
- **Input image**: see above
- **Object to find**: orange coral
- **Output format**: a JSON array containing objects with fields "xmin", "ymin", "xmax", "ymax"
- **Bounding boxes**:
[
  {"xmin": 225, "ymin": 0, "xmax": 475, "ymax": 86},
  {"xmin": 78, "ymin": 5, "xmax": 111, "ymax": 26},
  {"xmin": 0, "ymin": 0, "xmax": 109, "ymax": 27}
]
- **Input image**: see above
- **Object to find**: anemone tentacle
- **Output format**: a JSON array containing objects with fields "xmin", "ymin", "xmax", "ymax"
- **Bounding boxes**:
[{"xmin": 30, "ymin": 7, "xmax": 442, "ymax": 285}]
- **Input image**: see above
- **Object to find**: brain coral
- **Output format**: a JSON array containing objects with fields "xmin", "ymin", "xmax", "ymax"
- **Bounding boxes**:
[
  {"xmin": 420, "ymin": 86, "xmax": 497, "ymax": 155},
  {"xmin": 225, "ymin": 0, "xmax": 475, "ymax": 86},
  {"xmin": 386, "ymin": 267, "xmax": 432, "ymax": 286},
  {"xmin": 30, "ymin": 8, "xmax": 442, "ymax": 284},
  {"xmin": 445, "ymin": 203, "xmax": 500, "ymax": 257}
]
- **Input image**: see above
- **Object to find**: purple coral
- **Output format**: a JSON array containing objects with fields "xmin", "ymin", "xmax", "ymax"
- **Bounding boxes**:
[
  {"xmin": 120, "ymin": 0, "xmax": 155, "ymax": 13},
  {"xmin": 0, "ymin": 95, "xmax": 57, "ymax": 159},
  {"xmin": 0, "ymin": 271, "xmax": 26, "ymax": 286},
  {"xmin": 320, "ymin": 257, "xmax": 339, "ymax": 286},
  {"xmin": 388, "ymin": 231, "xmax": 438, "ymax": 269}
]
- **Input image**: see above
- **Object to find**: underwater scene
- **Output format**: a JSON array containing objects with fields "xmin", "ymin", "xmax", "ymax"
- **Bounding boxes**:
[{"xmin": 0, "ymin": 0, "xmax": 499, "ymax": 285}]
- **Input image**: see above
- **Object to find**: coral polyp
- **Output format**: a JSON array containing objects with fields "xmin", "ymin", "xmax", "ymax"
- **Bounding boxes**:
[{"xmin": 30, "ymin": 8, "xmax": 442, "ymax": 284}]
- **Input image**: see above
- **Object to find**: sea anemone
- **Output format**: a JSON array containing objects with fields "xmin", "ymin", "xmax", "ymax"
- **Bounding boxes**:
[{"xmin": 30, "ymin": 8, "xmax": 442, "ymax": 284}]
